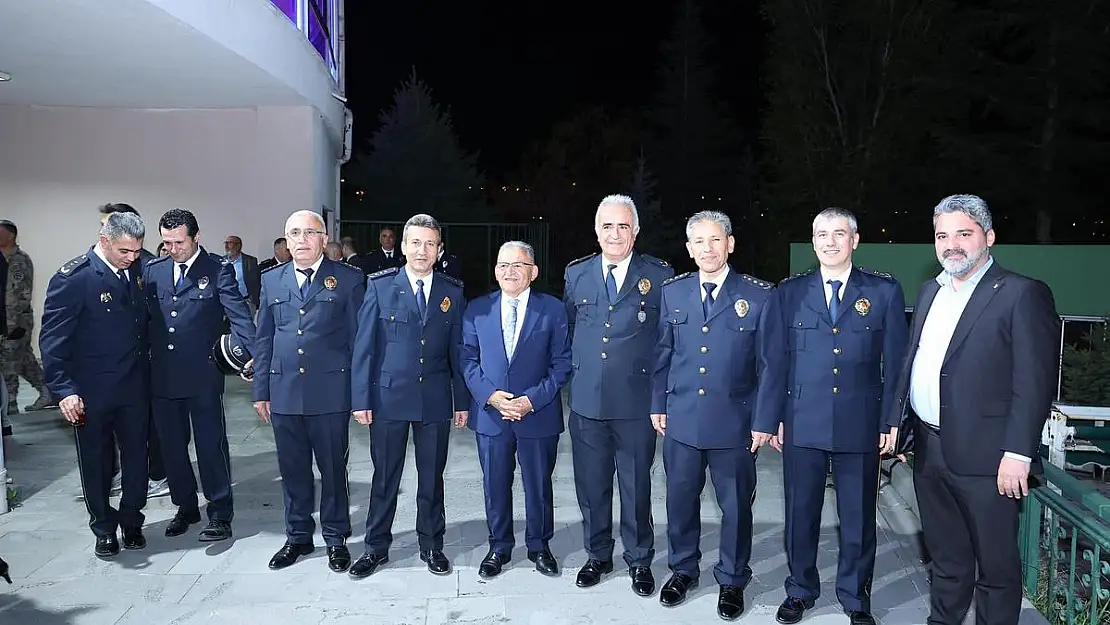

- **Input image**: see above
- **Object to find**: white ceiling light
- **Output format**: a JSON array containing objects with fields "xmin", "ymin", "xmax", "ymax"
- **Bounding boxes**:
[{"xmin": 0, "ymin": 72, "xmax": 10, "ymax": 82}]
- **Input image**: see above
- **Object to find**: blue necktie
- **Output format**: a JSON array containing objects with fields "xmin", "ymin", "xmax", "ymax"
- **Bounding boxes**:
[
  {"xmin": 117, "ymin": 269, "xmax": 129, "ymax": 286},
  {"xmin": 175, "ymin": 263, "xmax": 187, "ymax": 291},
  {"xmin": 415, "ymin": 279, "xmax": 427, "ymax": 320},
  {"xmin": 504, "ymin": 297, "xmax": 519, "ymax": 358},
  {"xmin": 827, "ymin": 279, "xmax": 842, "ymax": 322},
  {"xmin": 605, "ymin": 264, "xmax": 618, "ymax": 302},
  {"xmin": 299, "ymin": 268, "xmax": 314, "ymax": 298},
  {"xmin": 702, "ymin": 283, "xmax": 716, "ymax": 320}
]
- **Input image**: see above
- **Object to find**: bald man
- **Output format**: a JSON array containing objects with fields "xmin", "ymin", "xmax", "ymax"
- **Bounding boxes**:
[{"xmin": 223, "ymin": 235, "xmax": 260, "ymax": 310}]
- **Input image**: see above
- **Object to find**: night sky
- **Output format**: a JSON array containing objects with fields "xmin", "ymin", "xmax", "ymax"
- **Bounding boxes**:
[{"xmin": 344, "ymin": 0, "xmax": 762, "ymax": 175}]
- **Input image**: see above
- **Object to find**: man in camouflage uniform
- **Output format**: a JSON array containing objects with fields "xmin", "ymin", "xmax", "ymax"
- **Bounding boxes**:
[{"xmin": 0, "ymin": 221, "xmax": 54, "ymax": 415}]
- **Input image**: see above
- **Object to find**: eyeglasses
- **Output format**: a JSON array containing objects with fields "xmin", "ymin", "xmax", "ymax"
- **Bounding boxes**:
[
  {"xmin": 286, "ymin": 228, "xmax": 325, "ymax": 239},
  {"xmin": 495, "ymin": 262, "xmax": 534, "ymax": 271}
]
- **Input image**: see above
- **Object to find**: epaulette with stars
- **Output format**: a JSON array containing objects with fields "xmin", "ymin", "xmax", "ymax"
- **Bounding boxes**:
[
  {"xmin": 640, "ymin": 254, "xmax": 671, "ymax": 268},
  {"xmin": 778, "ymin": 268, "xmax": 815, "ymax": 285},
  {"xmin": 661, "ymin": 271, "xmax": 695, "ymax": 286},
  {"xmin": 565, "ymin": 253, "xmax": 597, "ymax": 269},
  {"xmin": 437, "ymin": 272, "xmax": 464, "ymax": 288},
  {"xmin": 368, "ymin": 266, "xmax": 400, "ymax": 281},
  {"xmin": 261, "ymin": 261, "xmax": 288, "ymax": 275},
  {"xmin": 146, "ymin": 255, "xmax": 169, "ymax": 266},
  {"xmin": 57, "ymin": 254, "xmax": 89, "ymax": 276},
  {"xmin": 741, "ymin": 274, "xmax": 774, "ymax": 290},
  {"xmin": 857, "ymin": 267, "xmax": 896, "ymax": 281}
]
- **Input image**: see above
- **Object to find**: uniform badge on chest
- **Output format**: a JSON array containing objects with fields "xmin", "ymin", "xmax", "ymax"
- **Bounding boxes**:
[
  {"xmin": 100, "ymin": 292, "xmax": 112, "ymax": 303},
  {"xmin": 734, "ymin": 299, "xmax": 749, "ymax": 318},
  {"xmin": 198, "ymin": 276, "xmax": 210, "ymax": 290},
  {"xmin": 854, "ymin": 298, "xmax": 871, "ymax": 316},
  {"xmin": 440, "ymin": 296, "xmax": 452, "ymax": 313},
  {"xmin": 637, "ymin": 278, "xmax": 651, "ymax": 295},
  {"xmin": 324, "ymin": 276, "xmax": 338, "ymax": 290}
]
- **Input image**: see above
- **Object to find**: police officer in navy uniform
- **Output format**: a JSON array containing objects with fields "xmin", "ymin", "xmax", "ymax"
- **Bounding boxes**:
[
  {"xmin": 651, "ymin": 210, "xmax": 785, "ymax": 621},
  {"xmin": 349, "ymin": 213, "xmax": 469, "ymax": 579},
  {"xmin": 252, "ymin": 210, "xmax": 365, "ymax": 572},
  {"xmin": 434, "ymin": 241, "xmax": 463, "ymax": 281},
  {"xmin": 143, "ymin": 209, "xmax": 256, "ymax": 542},
  {"xmin": 40, "ymin": 211, "xmax": 151, "ymax": 558},
  {"xmin": 771, "ymin": 208, "xmax": 908, "ymax": 625},
  {"xmin": 563, "ymin": 194, "xmax": 673, "ymax": 596}
]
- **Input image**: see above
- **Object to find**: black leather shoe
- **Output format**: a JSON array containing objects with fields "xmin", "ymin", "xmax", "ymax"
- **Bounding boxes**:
[
  {"xmin": 349, "ymin": 552, "xmax": 389, "ymax": 579},
  {"xmin": 846, "ymin": 611, "xmax": 876, "ymax": 625},
  {"xmin": 121, "ymin": 527, "xmax": 146, "ymax": 550},
  {"xmin": 478, "ymin": 550, "xmax": 511, "ymax": 579},
  {"xmin": 630, "ymin": 566, "xmax": 655, "ymax": 597},
  {"xmin": 420, "ymin": 549, "xmax": 451, "ymax": 575},
  {"xmin": 776, "ymin": 596, "xmax": 815, "ymax": 624},
  {"xmin": 94, "ymin": 534, "xmax": 120, "ymax": 559},
  {"xmin": 527, "ymin": 549, "xmax": 559, "ymax": 577},
  {"xmin": 327, "ymin": 545, "xmax": 351, "ymax": 573},
  {"xmin": 198, "ymin": 521, "xmax": 232, "ymax": 542},
  {"xmin": 165, "ymin": 509, "xmax": 202, "ymax": 537},
  {"xmin": 717, "ymin": 585, "xmax": 745, "ymax": 620},
  {"xmin": 659, "ymin": 572, "xmax": 698, "ymax": 607},
  {"xmin": 267, "ymin": 543, "xmax": 313, "ymax": 570},
  {"xmin": 575, "ymin": 558, "xmax": 613, "ymax": 588}
]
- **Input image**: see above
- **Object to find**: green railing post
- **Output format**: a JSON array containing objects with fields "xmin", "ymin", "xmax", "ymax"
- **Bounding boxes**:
[{"xmin": 1021, "ymin": 494, "xmax": 1043, "ymax": 596}]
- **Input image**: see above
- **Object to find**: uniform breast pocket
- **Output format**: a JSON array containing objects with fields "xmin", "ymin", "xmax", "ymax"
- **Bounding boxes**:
[
  {"xmin": 666, "ymin": 310, "xmax": 688, "ymax": 344},
  {"xmin": 380, "ymin": 309, "xmax": 411, "ymax": 342},
  {"xmin": 268, "ymin": 294, "xmax": 292, "ymax": 324},
  {"xmin": 313, "ymin": 295, "xmax": 339, "ymax": 322},
  {"xmin": 574, "ymin": 293, "xmax": 600, "ymax": 321},
  {"xmin": 850, "ymin": 315, "xmax": 885, "ymax": 354},
  {"xmin": 790, "ymin": 314, "xmax": 818, "ymax": 350}
]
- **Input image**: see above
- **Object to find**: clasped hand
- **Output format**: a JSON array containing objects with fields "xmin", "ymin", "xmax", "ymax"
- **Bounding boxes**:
[{"xmin": 488, "ymin": 390, "xmax": 532, "ymax": 421}]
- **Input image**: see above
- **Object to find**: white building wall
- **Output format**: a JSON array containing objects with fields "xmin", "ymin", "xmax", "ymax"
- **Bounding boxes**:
[{"xmin": 0, "ymin": 103, "xmax": 341, "ymax": 351}]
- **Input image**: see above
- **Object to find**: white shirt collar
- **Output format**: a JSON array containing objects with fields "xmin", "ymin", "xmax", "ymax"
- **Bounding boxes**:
[
  {"xmin": 94, "ymin": 242, "xmax": 129, "ymax": 275},
  {"xmin": 174, "ymin": 247, "xmax": 203, "ymax": 278},
  {"xmin": 601, "ymin": 253, "xmax": 634, "ymax": 291},
  {"xmin": 407, "ymin": 269, "xmax": 433, "ymax": 298},
  {"xmin": 936, "ymin": 255, "xmax": 993, "ymax": 289},
  {"xmin": 698, "ymin": 265, "xmax": 730, "ymax": 299},
  {"xmin": 819, "ymin": 264, "xmax": 852, "ymax": 285},
  {"xmin": 502, "ymin": 287, "xmax": 531, "ymax": 309},
  {"xmin": 292, "ymin": 254, "xmax": 325, "ymax": 286}
]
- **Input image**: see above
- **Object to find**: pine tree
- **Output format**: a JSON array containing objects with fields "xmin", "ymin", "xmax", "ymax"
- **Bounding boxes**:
[
  {"xmin": 343, "ymin": 70, "xmax": 485, "ymax": 222},
  {"xmin": 627, "ymin": 153, "xmax": 675, "ymax": 262}
]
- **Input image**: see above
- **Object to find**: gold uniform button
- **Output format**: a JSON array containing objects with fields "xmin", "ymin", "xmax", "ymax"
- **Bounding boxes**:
[
  {"xmin": 700, "ymin": 346, "xmax": 709, "ymax": 354},
  {"xmin": 698, "ymin": 367, "xmax": 707, "ymax": 374},
  {"xmin": 418, "ymin": 376, "xmax": 423, "ymax": 383},
  {"xmin": 601, "ymin": 352, "xmax": 608, "ymax": 359},
  {"xmin": 168, "ymin": 327, "xmax": 175, "ymax": 333},
  {"xmin": 698, "ymin": 388, "xmax": 706, "ymax": 396},
  {"xmin": 833, "ymin": 347, "xmax": 841, "ymax": 355},
  {"xmin": 299, "ymin": 367, "xmax": 305, "ymax": 374},
  {"xmin": 297, "ymin": 348, "xmax": 304, "ymax": 355},
  {"xmin": 604, "ymin": 322, "xmax": 611, "ymax": 328},
  {"xmin": 421, "ymin": 339, "xmax": 426, "ymax": 346},
  {"xmin": 172, "ymin": 296, "xmax": 178, "ymax": 302},
  {"xmin": 608, "ymin": 305, "xmax": 614, "ymax": 311},
  {"xmin": 832, "ymin": 386, "xmax": 840, "ymax": 394},
  {"xmin": 419, "ymin": 357, "xmax": 424, "ymax": 364},
  {"xmin": 170, "ymin": 311, "xmax": 178, "ymax": 318},
  {"xmin": 702, "ymin": 326, "xmax": 709, "ymax": 333},
  {"xmin": 167, "ymin": 344, "xmax": 174, "ymax": 350},
  {"xmin": 602, "ymin": 337, "xmax": 610, "ymax": 343},
  {"xmin": 832, "ymin": 367, "xmax": 839, "ymax": 375},
  {"xmin": 297, "ymin": 329, "xmax": 303, "ymax": 335},
  {"xmin": 832, "ymin": 327, "xmax": 840, "ymax": 334},
  {"xmin": 299, "ymin": 309, "xmax": 306, "ymax": 315}
]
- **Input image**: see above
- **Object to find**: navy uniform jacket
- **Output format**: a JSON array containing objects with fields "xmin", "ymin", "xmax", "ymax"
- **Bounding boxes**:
[
  {"xmin": 252, "ymin": 258, "xmax": 365, "ymax": 416},
  {"xmin": 351, "ymin": 267, "xmax": 468, "ymax": 421},
  {"xmin": 143, "ymin": 250, "xmax": 257, "ymax": 400},
  {"xmin": 39, "ymin": 252, "xmax": 149, "ymax": 411},
  {"xmin": 775, "ymin": 268, "xmax": 908, "ymax": 453},
  {"xmin": 651, "ymin": 269, "xmax": 786, "ymax": 450},
  {"xmin": 435, "ymin": 252, "xmax": 463, "ymax": 281},
  {"xmin": 563, "ymin": 252, "xmax": 674, "ymax": 421},
  {"xmin": 461, "ymin": 290, "xmax": 573, "ymax": 439}
]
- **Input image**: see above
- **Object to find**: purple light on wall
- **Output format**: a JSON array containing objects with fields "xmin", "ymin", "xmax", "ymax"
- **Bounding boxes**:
[
  {"xmin": 269, "ymin": 0, "xmax": 297, "ymax": 24},
  {"xmin": 307, "ymin": 0, "xmax": 330, "ymax": 65}
]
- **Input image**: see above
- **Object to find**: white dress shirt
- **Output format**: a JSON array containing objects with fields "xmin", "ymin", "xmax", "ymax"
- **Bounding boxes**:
[
  {"xmin": 600, "ymin": 254, "xmax": 634, "ymax": 293},
  {"xmin": 501, "ymin": 288, "xmax": 531, "ymax": 357},
  {"xmin": 699, "ymin": 266, "xmax": 730, "ymax": 301},
  {"xmin": 819, "ymin": 266, "xmax": 851, "ymax": 307},
  {"xmin": 407, "ymin": 270, "xmax": 433, "ymax": 303},
  {"xmin": 293, "ymin": 255, "xmax": 325, "ymax": 288},
  {"xmin": 382, "ymin": 248, "xmax": 397, "ymax": 260},
  {"xmin": 94, "ymin": 244, "xmax": 129, "ymax": 279},
  {"xmin": 173, "ymin": 247, "xmax": 203, "ymax": 284}
]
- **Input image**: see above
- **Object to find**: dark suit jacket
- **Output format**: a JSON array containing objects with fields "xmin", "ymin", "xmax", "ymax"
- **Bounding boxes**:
[
  {"xmin": 435, "ymin": 252, "xmax": 463, "ymax": 281},
  {"xmin": 364, "ymin": 248, "xmax": 405, "ymax": 274},
  {"xmin": 259, "ymin": 257, "xmax": 281, "ymax": 272},
  {"xmin": 461, "ymin": 290, "xmax": 572, "ymax": 439},
  {"xmin": 891, "ymin": 261, "xmax": 1059, "ymax": 475},
  {"xmin": 344, "ymin": 253, "xmax": 373, "ymax": 275},
  {"xmin": 241, "ymin": 253, "xmax": 261, "ymax": 309}
]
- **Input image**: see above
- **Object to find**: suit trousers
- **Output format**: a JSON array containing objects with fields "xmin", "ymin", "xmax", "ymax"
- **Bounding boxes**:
[
  {"xmin": 663, "ymin": 436, "xmax": 757, "ymax": 588},
  {"xmin": 783, "ymin": 444, "xmax": 879, "ymax": 612},
  {"xmin": 75, "ymin": 403, "xmax": 149, "ymax": 537},
  {"xmin": 914, "ymin": 424, "xmax": 1023, "ymax": 625},
  {"xmin": 271, "ymin": 411, "xmax": 351, "ymax": 546},
  {"xmin": 153, "ymin": 394, "xmax": 233, "ymax": 521},
  {"xmin": 569, "ymin": 412, "xmax": 657, "ymax": 566},
  {"xmin": 364, "ymin": 419, "xmax": 450, "ymax": 554},
  {"xmin": 476, "ymin": 430, "xmax": 558, "ymax": 553}
]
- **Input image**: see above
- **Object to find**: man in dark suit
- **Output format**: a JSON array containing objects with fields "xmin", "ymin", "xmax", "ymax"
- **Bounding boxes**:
[
  {"xmin": 224, "ymin": 235, "xmax": 260, "ymax": 310},
  {"xmin": 339, "ymin": 236, "xmax": 372, "ymax": 275},
  {"xmin": 651, "ymin": 210, "xmax": 785, "ymax": 621},
  {"xmin": 258, "ymin": 237, "xmax": 291, "ymax": 272},
  {"xmin": 349, "ymin": 213, "xmax": 468, "ymax": 579},
  {"xmin": 40, "ymin": 211, "xmax": 151, "ymax": 557},
  {"xmin": 563, "ymin": 194, "xmax": 673, "ymax": 596},
  {"xmin": 771, "ymin": 207, "xmax": 908, "ymax": 625},
  {"xmin": 143, "ymin": 209, "xmax": 256, "ymax": 542},
  {"xmin": 363, "ymin": 227, "xmax": 405, "ymax": 274},
  {"xmin": 252, "ymin": 210, "xmax": 365, "ymax": 573},
  {"xmin": 434, "ymin": 241, "xmax": 463, "ymax": 281},
  {"xmin": 892, "ymin": 195, "xmax": 1058, "ymax": 625},
  {"xmin": 460, "ymin": 241, "xmax": 572, "ymax": 579}
]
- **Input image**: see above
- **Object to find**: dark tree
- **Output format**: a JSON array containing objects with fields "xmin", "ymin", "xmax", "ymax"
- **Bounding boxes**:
[
  {"xmin": 343, "ymin": 70, "xmax": 485, "ymax": 222},
  {"xmin": 626, "ymin": 153, "xmax": 683, "ymax": 265}
]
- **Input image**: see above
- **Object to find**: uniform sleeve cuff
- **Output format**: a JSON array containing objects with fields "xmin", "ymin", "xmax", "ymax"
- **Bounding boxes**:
[{"xmin": 1003, "ymin": 452, "xmax": 1032, "ymax": 463}]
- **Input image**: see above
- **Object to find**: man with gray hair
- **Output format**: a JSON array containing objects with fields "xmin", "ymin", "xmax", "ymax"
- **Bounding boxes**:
[
  {"xmin": 40, "ymin": 211, "xmax": 152, "ymax": 558},
  {"xmin": 890, "ymin": 194, "xmax": 1059, "ymax": 625},
  {"xmin": 563, "ymin": 193, "xmax": 673, "ymax": 596}
]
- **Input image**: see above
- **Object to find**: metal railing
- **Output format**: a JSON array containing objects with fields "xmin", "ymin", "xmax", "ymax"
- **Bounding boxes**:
[{"xmin": 1019, "ymin": 462, "xmax": 1110, "ymax": 624}]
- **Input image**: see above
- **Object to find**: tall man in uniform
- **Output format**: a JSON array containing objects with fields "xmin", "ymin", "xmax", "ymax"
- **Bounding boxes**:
[
  {"xmin": 0, "ymin": 220, "xmax": 55, "ymax": 413},
  {"xmin": 40, "ymin": 211, "xmax": 151, "ymax": 557},
  {"xmin": 253, "ymin": 210, "xmax": 365, "ymax": 572},
  {"xmin": 563, "ymin": 194, "xmax": 673, "ymax": 596},
  {"xmin": 771, "ymin": 208, "xmax": 908, "ymax": 625},
  {"xmin": 651, "ymin": 210, "xmax": 785, "ymax": 621},
  {"xmin": 349, "ymin": 213, "xmax": 468, "ymax": 579},
  {"xmin": 144, "ymin": 209, "xmax": 256, "ymax": 542},
  {"xmin": 259, "ymin": 237, "xmax": 292, "ymax": 272},
  {"xmin": 892, "ymin": 195, "xmax": 1058, "ymax": 625},
  {"xmin": 461, "ymin": 241, "xmax": 572, "ymax": 579},
  {"xmin": 363, "ymin": 227, "xmax": 405, "ymax": 274}
]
